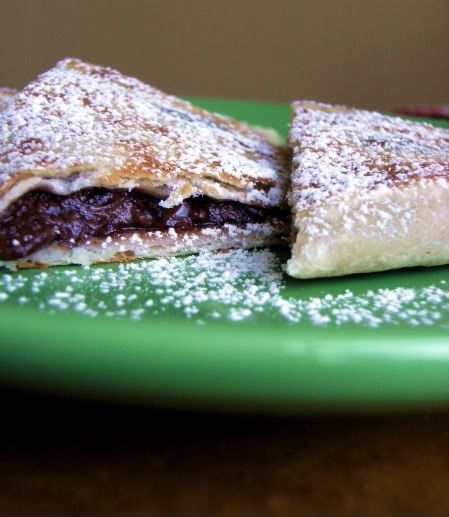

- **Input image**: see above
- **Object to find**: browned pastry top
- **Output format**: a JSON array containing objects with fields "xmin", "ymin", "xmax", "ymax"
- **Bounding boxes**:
[
  {"xmin": 289, "ymin": 101, "xmax": 449, "ymax": 213},
  {"xmin": 0, "ymin": 59, "xmax": 287, "ymax": 212}
]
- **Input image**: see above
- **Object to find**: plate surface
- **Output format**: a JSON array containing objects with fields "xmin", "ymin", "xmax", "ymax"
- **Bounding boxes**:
[{"xmin": 0, "ymin": 99, "xmax": 448, "ymax": 413}]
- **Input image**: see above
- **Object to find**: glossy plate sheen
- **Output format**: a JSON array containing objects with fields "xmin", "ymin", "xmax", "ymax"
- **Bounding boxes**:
[{"xmin": 0, "ymin": 99, "xmax": 448, "ymax": 414}]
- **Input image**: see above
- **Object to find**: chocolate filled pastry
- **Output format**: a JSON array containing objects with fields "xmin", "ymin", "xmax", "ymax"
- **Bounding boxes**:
[
  {"xmin": 0, "ymin": 59, "xmax": 288, "ymax": 268},
  {"xmin": 287, "ymin": 101, "xmax": 449, "ymax": 278}
]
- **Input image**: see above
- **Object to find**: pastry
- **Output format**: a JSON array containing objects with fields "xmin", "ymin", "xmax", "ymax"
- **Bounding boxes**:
[
  {"xmin": 0, "ymin": 59, "xmax": 288, "ymax": 268},
  {"xmin": 287, "ymin": 100, "xmax": 449, "ymax": 278}
]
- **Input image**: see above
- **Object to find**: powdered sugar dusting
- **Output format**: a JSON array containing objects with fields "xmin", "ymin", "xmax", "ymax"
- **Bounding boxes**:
[
  {"xmin": 0, "ymin": 249, "xmax": 447, "ymax": 328},
  {"xmin": 289, "ymin": 101, "xmax": 449, "ymax": 214},
  {"xmin": 0, "ymin": 59, "xmax": 286, "ymax": 210}
]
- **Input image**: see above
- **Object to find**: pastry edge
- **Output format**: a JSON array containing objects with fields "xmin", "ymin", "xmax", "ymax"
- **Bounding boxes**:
[
  {"xmin": 287, "ymin": 178, "xmax": 449, "ymax": 279},
  {"xmin": 1, "ymin": 222, "xmax": 287, "ymax": 270}
]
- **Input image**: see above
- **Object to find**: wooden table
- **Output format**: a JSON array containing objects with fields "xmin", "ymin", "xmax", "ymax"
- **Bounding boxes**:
[{"xmin": 0, "ymin": 389, "xmax": 447, "ymax": 517}]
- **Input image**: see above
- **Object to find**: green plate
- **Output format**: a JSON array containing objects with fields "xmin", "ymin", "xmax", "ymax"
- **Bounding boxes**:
[{"xmin": 0, "ymin": 99, "xmax": 448, "ymax": 414}]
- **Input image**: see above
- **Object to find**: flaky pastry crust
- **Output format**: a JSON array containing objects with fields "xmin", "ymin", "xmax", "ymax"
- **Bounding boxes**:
[
  {"xmin": 0, "ymin": 59, "xmax": 288, "ymax": 214},
  {"xmin": 287, "ymin": 101, "xmax": 449, "ymax": 278},
  {"xmin": 1, "ymin": 222, "xmax": 287, "ymax": 270}
]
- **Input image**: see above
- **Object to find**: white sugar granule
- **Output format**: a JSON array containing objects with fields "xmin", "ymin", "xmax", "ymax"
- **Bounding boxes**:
[{"xmin": 0, "ymin": 249, "xmax": 447, "ymax": 328}]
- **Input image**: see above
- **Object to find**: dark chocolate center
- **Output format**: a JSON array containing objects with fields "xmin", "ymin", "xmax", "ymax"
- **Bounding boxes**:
[{"xmin": 0, "ymin": 188, "xmax": 284, "ymax": 260}]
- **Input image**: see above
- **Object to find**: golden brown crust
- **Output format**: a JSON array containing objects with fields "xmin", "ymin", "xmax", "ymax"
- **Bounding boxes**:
[{"xmin": 0, "ymin": 59, "xmax": 288, "ymax": 213}]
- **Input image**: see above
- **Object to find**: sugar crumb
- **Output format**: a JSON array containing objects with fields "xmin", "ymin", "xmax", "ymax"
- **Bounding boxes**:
[{"xmin": 0, "ymin": 249, "xmax": 447, "ymax": 328}]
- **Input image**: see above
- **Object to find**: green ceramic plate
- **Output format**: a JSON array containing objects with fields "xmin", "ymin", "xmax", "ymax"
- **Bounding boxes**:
[{"xmin": 0, "ymin": 99, "xmax": 448, "ymax": 414}]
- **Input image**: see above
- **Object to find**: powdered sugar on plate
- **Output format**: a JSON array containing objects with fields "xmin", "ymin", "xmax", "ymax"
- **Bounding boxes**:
[{"xmin": 0, "ymin": 249, "xmax": 447, "ymax": 328}]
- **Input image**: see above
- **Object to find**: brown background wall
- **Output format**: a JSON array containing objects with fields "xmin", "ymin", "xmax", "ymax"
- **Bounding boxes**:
[{"xmin": 0, "ymin": 0, "xmax": 448, "ymax": 110}]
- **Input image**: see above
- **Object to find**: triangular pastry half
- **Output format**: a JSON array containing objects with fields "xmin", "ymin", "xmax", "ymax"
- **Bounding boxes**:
[
  {"xmin": 0, "ymin": 59, "xmax": 288, "ymax": 268},
  {"xmin": 287, "ymin": 101, "xmax": 449, "ymax": 278}
]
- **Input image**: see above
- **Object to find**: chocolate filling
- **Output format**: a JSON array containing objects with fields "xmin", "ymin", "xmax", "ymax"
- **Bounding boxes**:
[{"xmin": 0, "ymin": 188, "xmax": 285, "ymax": 260}]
